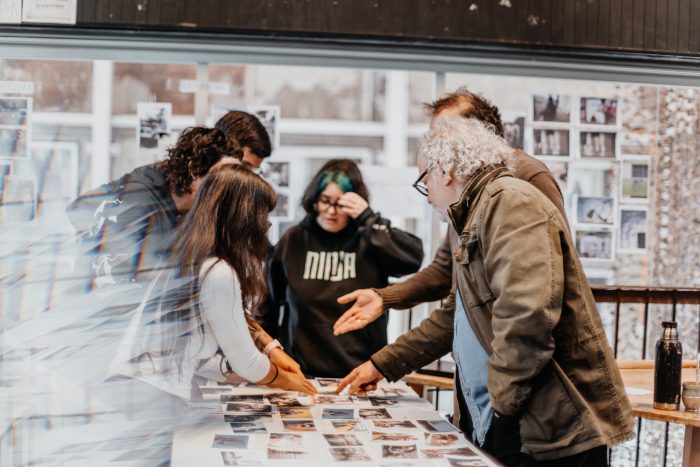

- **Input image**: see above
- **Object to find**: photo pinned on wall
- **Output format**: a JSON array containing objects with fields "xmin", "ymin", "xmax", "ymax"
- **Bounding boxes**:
[
  {"xmin": 531, "ymin": 129, "xmax": 570, "ymax": 157},
  {"xmin": 620, "ymin": 131, "xmax": 655, "ymax": 157},
  {"xmin": 0, "ymin": 96, "xmax": 30, "ymax": 127},
  {"xmin": 543, "ymin": 160, "xmax": 568, "ymax": 193},
  {"xmin": 501, "ymin": 111, "xmax": 525, "ymax": 150},
  {"xmin": 247, "ymin": 105, "xmax": 281, "ymax": 151},
  {"xmin": 0, "ymin": 127, "xmax": 28, "ymax": 160},
  {"xmin": 620, "ymin": 160, "xmax": 649, "ymax": 201},
  {"xmin": 259, "ymin": 160, "xmax": 290, "ymax": 188},
  {"xmin": 531, "ymin": 94, "xmax": 571, "ymax": 123},
  {"xmin": 575, "ymin": 229, "xmax": 614, "ymax": 261},
  {"xmin": 579, "ymin": 131, "xmax": 617, "ymax": 159},
  {"xmin": 579, "ymin": 97, "xmax": 619, "ymax": 126},
  {"xmin": 270, "ymin": 190, "xmax": 292, "ymax": 221},
  {"xmin": 0, "ymin": 175, "xmax": 36, "ymax": 223},
  {"xmin": 567, "ymin": 161, "xmax": 616, "ymax": 198},
  {"xmin": 575, "ymin": 195, "xmax": 616, "ymax": 226},
  {"xmin": 619, "ymin": 208, "xmax": 647, "ymax": 253},
  {"xmin": 137, "ymin": 102, "xmax": 172, "ymax": 151}
]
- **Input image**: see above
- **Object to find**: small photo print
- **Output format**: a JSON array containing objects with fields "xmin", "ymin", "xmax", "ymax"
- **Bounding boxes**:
[
  {"xmin": 382, "ymin": 444, "xmax": 418, "ymax": 459},
  {"xmin": 369, "ymin": 396, "xmax": 398, "ymax": 407},
  {"xmin": 225, "ymin": 402, "xmax": 273, "ymax": 415},
  {"xmin": 576, "ymin": 196, "xmax": 615, "ymax": 225},
  {"xmin": 282, "ymin": 419, "xmax": 316, "ymax": 432},
  {"xmin": 279, "ymin": 407, "xmax": 312, "ymax": 419},
  {"xmin": 417, "ymin": 419, "xmax": 459, "ymax": 433},
  {"xmin": 382, "ymin": 387, "xmax": 410, "ymax": 397},
  {"xmin": 317, "ymin": 377, "xmax": 343, "ymax": 387},
  {"xmin": 270, "ymin": 191, "xmax": 290, "ymax": 219},
  {"xmin": 0, "ymin": 175, "xmax": 35, "ymax": 222},
  {"xmin": 373, "ymin": 420, "xmax": 416, "ymax": 429},
  {"xmin": 221, "ymin": 450, "xmax": 262, "ymax": 466},
  {"xmin": 248, "ymin": 105, "xmax": 281, "ymax": 151},
  {"xmin": 330, "ymin": 446, "xmax": 372, "ymax": 462},
  {"xmin": 0, "ymin": 127, "xmax": 28, "ymax": 160},
  {"xmin": 446, "ymin": 457, "xmax": 489, "ymax": 467},
  {"xmin": 137, "ymin": 102, "xmax": 171, "ymax": 150},
  {"xmin": 266, "ymin": 394, "xmax": 302, "ymax": 407},
  {"xmin": 323, "ymin": 433, "xmax": 362, "ymax": 447},
  {"xmin": 425, "ymin": 433, "xmax": 460, "ymax": 446},
  {"xmin": 372, "ymin": 431, "xmax": 418, "ymax": 442},
  {"xmin": 580, "ymin": 97, "xmax": 618, "ymax": 126},
  {"xmin": 575, "ymin": 230, "xmax": 614, "ymax": 261},
  {"xmin": 544, "ymin": 160, "xmax": 568, "ymax": 193},
  {"xmin": 322, "ymin": 408, "xmax": 354, "ymax": 419},
  {"xmin": 221, "ymin": 394, "xmax": 264, "ymax": 403},
  {"xmin": 212, "ymin": 434, "xmax": 249, "ymax": 449},
  {"xmin": 621, "ymin": 160, "xmax": 649, "ymax": 200},
  {"xmin": 620, "ymin": 131, "xmax": 655, "ymax": 156},
  {"xmin": 619, "ymin": 208, "xmax": 647, "ymax": 252},
  {"xmin": 331, "ymin": 419, "xmax": 367, "ymax": 432},
  {"xmin": 422, "ymin": 447, "xmax": 479, "ymax": 458},
  {"xmin": 268, "ymin": 433, "xmax": 303, "ymax": 448},
  {"xmin": 224, "ymin": 414, "xmax": 272, "ymax": 423},
  {"xmin": 260, "ymin": 161, "xmax": 290, "ymax": 188},
  {"xmin": 580, "ymin": 131, "xmax": 617, "ymax": 159},
  {"xmin": 230, "ymin": 422, "xmax": 267, "ymax": 434},
  {"xmin": 315, "ymin": 395, "xmax": 354, "ymax": 405},
  {"xmin": 0, "ymin": 97, "xmax": 29, "ymax": 127},
  {"xmin": 359, "ymin": 408, "xmax": 392, "ymax": 419},
  {"xmin": 267, "ymin": 446, "xmax": 315, "ymax": 460},
  {"xmin": 502, "ymin": 112, "xmax": 525, "ymax": 149},
  {"xmin": 532, "ymin": 129, "xmax": 570, "ymax": 157},
  {"xmin": 200, "ymin": 387, "xmax": 231, "ymax": 394},
  {"xmin": 532, "ymin": 94, "xmax": 571, "ymax": 123}
]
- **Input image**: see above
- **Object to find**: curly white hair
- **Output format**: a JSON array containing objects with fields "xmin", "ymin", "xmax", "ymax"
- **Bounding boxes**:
[{"xmin": 420, "ymin": 117, "xmax": 515, "ymax": 181}]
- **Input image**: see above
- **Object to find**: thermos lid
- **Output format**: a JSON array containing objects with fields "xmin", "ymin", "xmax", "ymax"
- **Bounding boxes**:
[{"xmin": 662, "ymin": 321, "xmax": 677, "ymax": 328}]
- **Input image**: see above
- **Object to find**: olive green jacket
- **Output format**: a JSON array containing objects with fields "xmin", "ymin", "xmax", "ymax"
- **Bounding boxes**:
[{"xmin": 372, "ymin": 166, "xmax": 634, "ymax": 460}]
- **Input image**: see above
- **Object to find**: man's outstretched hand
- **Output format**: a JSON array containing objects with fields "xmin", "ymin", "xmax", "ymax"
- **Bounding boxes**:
[
  {"xmin": 336, "ymin": 360, "xmax": 384, "ymax": 396},
  {"xmin": 333, "ymin": 289, "xmax": 384, "ymax": 335}
]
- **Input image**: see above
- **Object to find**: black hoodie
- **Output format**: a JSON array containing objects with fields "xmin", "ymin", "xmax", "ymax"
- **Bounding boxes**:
[{"xmin": 261, "ymin": 208, "xmax": 424, "ymax": 377}]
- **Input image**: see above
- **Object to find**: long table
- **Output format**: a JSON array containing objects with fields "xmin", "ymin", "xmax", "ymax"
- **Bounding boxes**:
[{"xmin": 171, "ymin": 378, "xmax": 500, "ymax": 466}]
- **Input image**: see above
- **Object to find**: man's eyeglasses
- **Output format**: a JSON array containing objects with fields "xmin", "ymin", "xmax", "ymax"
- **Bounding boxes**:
[
  {"xmin": 412, "ymin": 169, "xmax": 429, "ymax": 196},
  {"xmin": 317, "ymin": 197, "xmax": 343, "ymax": 212}
]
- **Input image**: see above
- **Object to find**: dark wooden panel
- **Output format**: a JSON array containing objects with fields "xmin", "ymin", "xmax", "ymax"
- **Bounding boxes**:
[
  {"xmin": 655, "ymin": 0, "xmax": 668, "ymax": 50},
  {"xmin": 678, "ymin": 0, "xmax": 691, "ymax": 52},
  {"xmin": 77, "ymin": 0, "xmax": 96, "ymax": 23},
  {"xmin": 666, "ymin": 0, "xmax": 679, "ymax": 52},
  {"xmin": 632, "ymin": 0, "xmax": 645, "ymax": 49},
  {"xmin": 598, "ymin": 0, "xmax": 611, "ymax": 48},
  {"xmin": 643, "ymin": 0, "xmax": 656, "ymax": 50},
  {"xmin": 690, "ymin": 0, "xmax": 700, "ymax": 52}
]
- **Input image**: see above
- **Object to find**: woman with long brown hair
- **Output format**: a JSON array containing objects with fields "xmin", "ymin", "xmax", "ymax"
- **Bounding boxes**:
[{"xmin": 172, "ymin": 163, "xmax": 315, "ymax": 394}]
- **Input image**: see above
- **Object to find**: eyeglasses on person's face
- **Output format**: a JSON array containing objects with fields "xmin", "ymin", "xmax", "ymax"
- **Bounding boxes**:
[
  {"xmin": 317, "ymin": 196, "xmax": 343, "ymax": 212},
  {"xmin": 412, "ymin": 169, "xmax": 429, "ymax": 196}
]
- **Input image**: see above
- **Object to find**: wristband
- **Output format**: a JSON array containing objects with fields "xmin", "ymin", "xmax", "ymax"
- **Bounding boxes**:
[
  {"xmin": 263, "ymin": 339, "xmax": 283, "ymax": 355},
  {"xmin": 262, "ymin": 361, "xmax": 279, "ymax": 385}
]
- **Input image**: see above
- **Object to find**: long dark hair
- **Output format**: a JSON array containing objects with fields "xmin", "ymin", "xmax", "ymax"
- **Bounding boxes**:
[
  {"xmin": 172, "ymin": 164, "xmax": 277, "ymax": 309},
  {"xmin": 301, "ymin": 159, "xmax": 369, "ymax": 216},
  {"xmin": 215, "ymin": 111, "xmax": 272, "ymax": 159}
]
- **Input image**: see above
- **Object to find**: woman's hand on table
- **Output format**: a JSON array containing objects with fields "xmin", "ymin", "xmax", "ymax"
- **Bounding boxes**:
[
  {"xmin": 337, "ymin": 360, "xmax": 384, "ymax": 396},
  {"xmin": 267, "ymin": 367, "xmax": 318, "ymax": 395}
]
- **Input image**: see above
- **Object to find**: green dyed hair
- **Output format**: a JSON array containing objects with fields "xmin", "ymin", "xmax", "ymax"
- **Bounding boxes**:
[
  {"xmin": 318, "ymin": 171, "xmax": 354, "ymax": 194},
  {"xmin": 301, "ymin": 158, "xmax": 370, "ymax": 216}
]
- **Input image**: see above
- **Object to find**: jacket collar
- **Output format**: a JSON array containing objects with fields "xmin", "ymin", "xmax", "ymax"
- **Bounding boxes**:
[{"xmin": 447, "ymin": 164, "xmax": 510, "ymax": 234}]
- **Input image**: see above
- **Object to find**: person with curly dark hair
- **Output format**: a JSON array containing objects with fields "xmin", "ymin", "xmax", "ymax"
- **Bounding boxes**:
[{"xmin": 215, "ymin": 110, "xmax": 272, "ymax": 168}]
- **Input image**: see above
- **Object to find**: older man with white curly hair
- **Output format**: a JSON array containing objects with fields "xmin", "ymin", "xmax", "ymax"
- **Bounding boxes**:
[{"xmin": 338, "ymin": 117, "xmax": 633, "ymax": 466}]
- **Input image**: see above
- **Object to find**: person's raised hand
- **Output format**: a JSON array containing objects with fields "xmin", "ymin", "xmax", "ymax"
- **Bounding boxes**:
[
  {"xmin": 268, "ymin": 347, "xmax": 304, "ymax": 377},
  {"xmin": 267, "ymin": 367, "xmax": 318, "ymax": 395},
  {"xmin": 333, "ymin": 289, "xmax": 384, "ymax": 336},
  {"xmin": 338, "ymin": 192, "xmax": 369, "ymax": 219},
  {"xmin": 336, "ymin": 360, "xmax": 383, "ymax": 396}
]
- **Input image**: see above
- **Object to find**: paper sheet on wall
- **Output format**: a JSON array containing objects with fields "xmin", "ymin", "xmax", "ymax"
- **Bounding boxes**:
[
  {"xmin": 22, "ymin": 0, "xmax": 77, "ymax": 24},
  {"xmin": 360, "ymin": 165, "xmax": 425, "ymax": 219},
  {"xmin": 0, "ymin": 0, "xmax": 22, "ymax": 23}
]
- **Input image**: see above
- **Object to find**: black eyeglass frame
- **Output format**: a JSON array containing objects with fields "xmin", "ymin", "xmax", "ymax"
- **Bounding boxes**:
[{"xmin": 412, "ymin": 169, "xmax": 430, "ymax": 196}]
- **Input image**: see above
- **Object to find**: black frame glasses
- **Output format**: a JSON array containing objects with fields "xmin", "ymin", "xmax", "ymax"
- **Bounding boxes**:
[{"xmin": 412, "ymin": 169, "xmax": 429, "ymax": 196}]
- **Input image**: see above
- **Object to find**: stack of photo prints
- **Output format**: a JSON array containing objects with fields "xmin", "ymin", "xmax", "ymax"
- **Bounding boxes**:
[
  {"xmin": 193, "ymin": 377, "xmax": 498, "ymax": 466},
  {"xmin": 512, "ymin": 93, "xmax": 651, "ymax": 280}
]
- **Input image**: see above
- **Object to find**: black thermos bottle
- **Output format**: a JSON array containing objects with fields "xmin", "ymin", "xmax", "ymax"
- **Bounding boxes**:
[{"xmin": 653, "ymin": 321, "xmax": 683, "ymax": 410}]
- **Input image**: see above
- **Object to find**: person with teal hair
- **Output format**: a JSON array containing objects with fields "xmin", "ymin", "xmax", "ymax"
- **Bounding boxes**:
[{"xmin": 260, "ymin": 158, "xmax": 424, "ymax": 377}]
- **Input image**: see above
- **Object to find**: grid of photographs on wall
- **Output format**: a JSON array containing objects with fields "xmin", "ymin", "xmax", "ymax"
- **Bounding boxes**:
[
  {"xmin": 0, "ymin": 96, "xmax": 31, "ymax": 161},
  {"xmin": 524, "ymin": 93, "xmax": 649, "ymax": 267}
]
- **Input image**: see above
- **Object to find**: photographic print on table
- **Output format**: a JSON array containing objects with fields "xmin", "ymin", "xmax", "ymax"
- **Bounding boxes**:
[
  {"xmin": 579, "ymin": 131, "xmax": 617, "ymax": 159},
  {"xmin": 212, "ymin": 434, "xmax": 249, "ymax": 449},
  {"xmin": 373, "ymin": 420, "xmax": 416, "ymax": 429},
  {"xmin": 359, "ymin": 408, "xmax": 392, "ymax": 419},
  {"xmin": 372, "ymin": 431, "xmax": 418, "ymax": 442},
  {"xmin": 279, "ymin": 406, "xmax": 312, "ymax": 419},
  {"xmin": 266, "ymin": 393, "xmax": 302, "ymax": 407},
  {"xmin": 221, "ymin": 450, "xmax": 262, "ymax": 466},
  {"xmin": 446, "ymin": 456, "xmax": 489, "ymax": 467},
  {"xmin": 229, "ymin": 422, "xmax": 267, "ymax": 434},
  {"xmin": 316, "ymin": 377, "xmax": 343, "ymax": 387},
  {"xmin": 368, "ymin": 396, "xmax": 398, "ymax": 407},
  {"xmin": 575, "ymin": 229, "xmax": 614, "ymax": 261},
  {"xmin": 382, "ymin": 387, "xmax": 409, "ymax": 397},
  {"xmin": 580, "ymin": 97, "xmax": 619, "ymax": 126},
  {"xmin": 267, "ymin": 447, "xmax": 315, "ymax": 460},
  {"xmin": 502, "ymin": 111, "xmax": 525, "ymax": 150},
  {"xmin": 417, "ymin": 419, "xmax": 459, "ymax": 432},
  {"xmin": 0, "ymin": 127, "xmax": 28, "ymax": 160},
  {"xmin": 329, "ymin": 446, "xmax": 372, "ymax": 462},
  {"xmin": 248, "ymin": 105, "xmax": 281, "ymax": 151},
  {"xmin": 543, "ymin": 160, "xmax": 568, "ymax": 193},
  {"xmin": 260, "ymin": 160, "xmax": 290, "ymax": 188},
  {"xmin": 282, "ymin": 419, "xmax": 316, "ymax": 432},
  {"xmin": 422, "ymin": 447, "xmax": 479, "ymax": 458},
  {"xmin": 0, "ymin": 175, "xmax": 35, "ymax": 223},
  {"xmin": 382, "ymin": 444, "xmax": 418, "ymax": 459},
  {"xmin": 620, "ymin": 160, "xmax": 649, "ymax": 201},
  {"xmin": 323, "ymin": 433, "xmax": 362, "ymax": 447},
  {"xmin": 224, "ymin": 414, "xmax": 272, "ymax": 423},
  {"xmin": 220, "ymin": 394, "xmax": 264, "ymax": 403},
  {"xmin": 531, "ymin": 129, "xmax": 570, "ymax": 157},
  {"xmin": 225, "ymin": 402, "xmax": 273, "ymax": 414},
  {"xmin": 425, "ymin": 433, "xmax": 460, "ymax": 446},
  {"xmin": 269, "ymin": 432, "xmax": 303, "ymax": 447},
  {"xmin": 0, "ymin": 97, "xmax": 29, "ymax": 127},
  {"xmin": 532, "ymin": 94, "xmax": 571, "ymax": 123},
  {"xmin": 137, "ymin": 102, "xmax": 171, "ymax": 150},
  {"xmin": 322, "ymin": 408, "xmax": 354, "ymax": 419},
  {"xmin": 331, "ymin": 419, "xmax": 367, "ymax": 432},
  {"xmin": 619, "ymin": 208, "xmax": 647, "ymax": 252},
  {"xmin": 575, "ymin": 196, "xmax": 615, "ymax": 226},
  {"xmin": 315, "ymin": 395, "xmax": 353, "ymax": 404}
]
